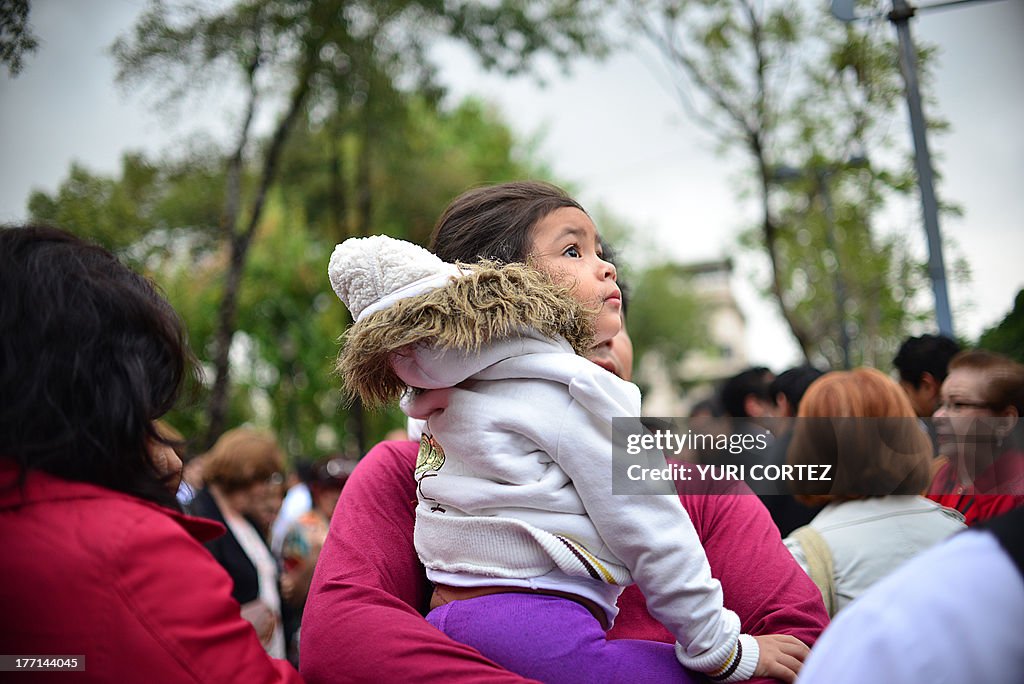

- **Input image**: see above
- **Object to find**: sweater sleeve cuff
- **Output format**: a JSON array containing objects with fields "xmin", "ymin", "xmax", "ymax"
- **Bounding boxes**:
[
  {"xmin": 675, "ymin": 633, "xmax": 759, "ymax": 682},
  {"xmin": 721, "ymin": 634, "xmax": 758, "ymax": 682}
]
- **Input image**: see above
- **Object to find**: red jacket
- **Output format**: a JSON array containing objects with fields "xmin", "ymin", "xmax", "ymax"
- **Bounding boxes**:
[
  {"xmin": 0, "ymin": 460, "xmax": 301, "ymax": 683},
  {"xmin": 300, "ymin": 441, "xmax": 827, "ymax": 683},
  {"xmin": 927, "ymin": 451, "xmax": 1024, "ymax": 525}
]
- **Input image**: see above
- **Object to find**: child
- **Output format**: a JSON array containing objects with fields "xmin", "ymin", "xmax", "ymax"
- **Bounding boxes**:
[{"xmin": 329, "ymin": 220, "xmax": 804, "ymax": 681}]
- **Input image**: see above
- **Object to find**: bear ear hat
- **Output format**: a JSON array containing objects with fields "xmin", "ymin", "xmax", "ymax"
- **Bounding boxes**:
[{"xmin": 328, "ymin": 235, "xmax": 464, "ymax": 322}]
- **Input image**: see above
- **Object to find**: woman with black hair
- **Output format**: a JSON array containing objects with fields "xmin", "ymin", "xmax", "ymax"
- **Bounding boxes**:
[{"xmin": 0, "ymin": 226, "xmax": 300, "ymax": 682}]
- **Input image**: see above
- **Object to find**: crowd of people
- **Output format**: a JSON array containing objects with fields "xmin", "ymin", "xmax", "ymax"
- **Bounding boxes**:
[{"xmin": 2, "ymin": 181, "xmax": 1022, "ymax": 683}]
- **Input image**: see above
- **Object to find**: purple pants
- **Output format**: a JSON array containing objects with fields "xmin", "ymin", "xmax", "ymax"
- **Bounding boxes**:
[{"xmin": 426, "ymin": 592, "xmax": 697, "ymax": 683}]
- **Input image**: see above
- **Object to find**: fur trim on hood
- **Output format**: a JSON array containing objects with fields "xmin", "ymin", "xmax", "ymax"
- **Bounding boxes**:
[{"xmin": 337, "ymin": 261, "xmax": 595, "ymax": 407}]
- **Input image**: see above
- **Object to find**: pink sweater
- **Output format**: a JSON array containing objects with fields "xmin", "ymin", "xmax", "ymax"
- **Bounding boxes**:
[{"xmin": 300, "ymin": 441, "xmax": 827, "ymax": 683}]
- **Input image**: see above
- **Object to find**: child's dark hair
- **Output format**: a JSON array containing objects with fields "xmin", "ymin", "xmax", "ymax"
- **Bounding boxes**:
[
  {"xmin": 429, "ymin": 181, "xmax": 586, "ymax": 264},
  {"xmin": 0, "ymin": 225, "xmax": 194, "ymax": 509}
]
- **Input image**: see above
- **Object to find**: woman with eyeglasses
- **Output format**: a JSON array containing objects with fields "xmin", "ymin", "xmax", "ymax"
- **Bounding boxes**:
[
  {"xmin": 928, "ymin": 350, "xmax": 1024, "ymax": 524},
  {"xmin": 191, "ymin": 428, "xmax": 289, "ymax": 657}
]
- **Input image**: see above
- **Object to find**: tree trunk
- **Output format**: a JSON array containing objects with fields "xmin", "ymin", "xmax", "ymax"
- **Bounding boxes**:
[
  {"xmin": 754, "ymin": 144, "xmax": 815, "ymax": 362},
  {"xmin": 204, "ymin": 62, "xmax": 315, "ymax": 447},
  {"xmin": 346, "ymin": 96, "xmax": 376, "ymax": 453},
  {"xmin": 329, "ymin": 123, "xmax": 347, "ymax": 242}
]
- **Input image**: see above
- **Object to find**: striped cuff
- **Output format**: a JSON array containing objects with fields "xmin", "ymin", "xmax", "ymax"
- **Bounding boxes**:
[
  {"xmin": 712, "ymin": 634, "xmax": 758, "ymax": 683},
  {"xmin": 677, "ymin": 634, "xmax": 759, "ymax": 683}
]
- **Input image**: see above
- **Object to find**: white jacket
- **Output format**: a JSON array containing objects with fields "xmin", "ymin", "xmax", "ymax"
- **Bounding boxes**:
[
  {"xmin": 397, "ymin": 329, "xmax": 758, "ymax": 680},
  {"xmin": 785, "ymin": 495, "xmax": 965, "ymax": 614}
]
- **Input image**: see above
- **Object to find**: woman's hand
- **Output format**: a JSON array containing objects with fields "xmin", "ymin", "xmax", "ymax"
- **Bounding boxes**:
[
  {"xmin": 240, "ymin": 599, "xmax": 278, "ymax": 645},
  {"xmin": 147, "ymin": 437, "xmax": 183, "ymax": 494}
]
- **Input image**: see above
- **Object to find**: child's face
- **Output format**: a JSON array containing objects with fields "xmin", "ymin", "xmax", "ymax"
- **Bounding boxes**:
[{"xmin": 529, "ymin": 207, "xmax": 621, "ymax": 345}]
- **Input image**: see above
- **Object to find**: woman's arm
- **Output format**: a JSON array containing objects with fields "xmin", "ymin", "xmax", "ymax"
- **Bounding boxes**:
[
  {"xmin": 299, "ymin": 441, "xmax": 538, "ymax": 684},
  {"xmin": 300, "ymin": 439, "xmax": 826, "ymax": 683},
  {"xmin": 676, "ymin": 478, "xmax": 828, "ymax": 645}
]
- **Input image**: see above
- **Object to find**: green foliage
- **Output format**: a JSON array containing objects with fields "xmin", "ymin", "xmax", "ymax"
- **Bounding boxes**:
[
  {"xmin": 624, "ymin": 0, "xmax": 960, "ymax": 368},
  {"xmin": 26, "ymin": 89, "xmax": 566, "ymax": 459},
  {"xmin": 111, "ymin": 0, "xmax": 610, "ymax": 447},
  {"xmin": 627, "ymin": 263, "xmax": 708, "ymax": 373},
  {"xmin": 0, "ymin": 0, "xmax": 38, "ymax": 77},
  {"xmin": 978, "ymin": 289, "xmax": 1024, "ymax": 363},
  {"xmin": 277, "ymin": 96, "xmax": 543, "ymax": 245},
  {"xmin": 28, "ymin": 156, "xmax": 158, "ymax": 257},
  {"xmin": 28, "ymin": 152, "xmax": 225, "ymax": 268}
]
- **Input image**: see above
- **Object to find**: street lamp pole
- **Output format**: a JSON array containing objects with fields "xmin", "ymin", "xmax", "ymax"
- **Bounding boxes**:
[
  {"xmin": 830, "ymin": 0, "xmax": 964, "ymax": 338},
  {"xmin": 889, "ymin": 0, "xmax": 954, "ymax": 338}
]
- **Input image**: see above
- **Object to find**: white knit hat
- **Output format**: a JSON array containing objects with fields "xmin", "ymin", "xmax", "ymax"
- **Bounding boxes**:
[{"xmin": 328, "ymin": 235, "xmax": 464, "ymax": 322}]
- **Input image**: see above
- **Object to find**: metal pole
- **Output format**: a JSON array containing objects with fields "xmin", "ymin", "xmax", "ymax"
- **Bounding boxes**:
[
  {"xmin": 817, "ymin": 171, "xmax": 853, "ymax": 369},
  {"xmin": 890, "ymin": 0, "xmax": 955, "ymax": 337}
]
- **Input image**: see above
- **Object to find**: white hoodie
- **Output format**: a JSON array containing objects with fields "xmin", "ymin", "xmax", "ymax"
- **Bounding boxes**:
[{"xmin": 396, "ymin": 329, "xmax": 758, "ymax": 681}]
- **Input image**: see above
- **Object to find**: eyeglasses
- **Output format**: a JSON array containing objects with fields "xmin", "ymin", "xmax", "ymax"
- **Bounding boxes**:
[{"xmin": 936, "ymin": 399, "xmax": 992, "ymax": 413}]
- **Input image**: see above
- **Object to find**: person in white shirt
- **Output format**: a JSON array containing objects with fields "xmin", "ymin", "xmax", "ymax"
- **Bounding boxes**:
[{"xmin": 796, "ymin": 505, "xmax": 1024, "ymax": 684}]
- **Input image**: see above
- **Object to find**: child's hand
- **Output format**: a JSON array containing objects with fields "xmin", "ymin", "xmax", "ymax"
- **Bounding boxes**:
[{"xmin": 752, "ymin": 634, "xmax": 808, "ymax": 683}]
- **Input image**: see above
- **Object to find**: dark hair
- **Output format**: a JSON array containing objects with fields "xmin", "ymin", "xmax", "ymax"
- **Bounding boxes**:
[
  {"xmin": 892, "ymin": 334, "xmax": 961, "ymax": 388},
  {"xmin": 689, "ymin": 397, "xmax": 724, "ymax": 418},
  {"xmin": 719, "ymin": 367, "xmax": 774, "ymax": 418},
  {"xmin": 309, "ymin": 454, "xmax": 357, "ymax": 492},
  {"xmin": 0, "ymin": 226, "xmax": 192, "ymax": 509},
  {"xmin": 429, "ymin": 181, "xmax": 586, "ymax": 264},
  {"xmin": 770, "ymin": 365, "xmax": 825, "ymax": 413}
]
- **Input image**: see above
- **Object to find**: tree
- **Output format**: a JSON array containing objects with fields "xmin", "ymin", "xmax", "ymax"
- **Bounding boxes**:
[
  {"xmin": 0, "ymin": 0, "xmax": 38, "ymax": 76},
  {"xmin": 978, "ymin": 289, "xmax": 1024, "ymax": 364},
  {"xmin": 625, "ymin": 262, "xmax": 707, "ymax": 395},
  {"xmin": 622, "ymin": 0, "xmax": 956, "ymax": 368},
  {"xmin": 112, "ymin": 0, "xmax": 607, "ymax": 445},
  {"xmin": 27, "ymin": 91, "xmax": 558, "ymax": 457},
  {"xmin": 593, "ymin": 210, "xmax": 710, "ymax": 395},
  {"xmin": 27, "ymin": 150, "xmax": 225, "ymax": 267}
]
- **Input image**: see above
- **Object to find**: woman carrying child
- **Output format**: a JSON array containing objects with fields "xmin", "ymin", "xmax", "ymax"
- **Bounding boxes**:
[{"xmin": 325, "ymin": 181, "xmax": 808, "ymax": 682}]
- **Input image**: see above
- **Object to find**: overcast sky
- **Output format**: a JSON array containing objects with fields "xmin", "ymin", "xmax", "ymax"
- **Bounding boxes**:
[{"xmin": 2, "ymin": 0, "xmax": 1021, "ymax": 368}]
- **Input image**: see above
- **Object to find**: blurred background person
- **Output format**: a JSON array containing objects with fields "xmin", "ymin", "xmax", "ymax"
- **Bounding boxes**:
[
  {"xmin": 770, "ymin": 366, "xmax": 823, "ymax": 421},
  {"xmin": 760, "ymin": 365, "xmax": 826, "ymax": 536},
  {"xmin": 177, "ymin": 448, "xmax": 208, "ymax": 507},
  {"xmin": 893, "ymin": 334, "xmax": 961, "ymax": 419},
  {"xmin": 928, "ymin": 349, "xmax": 1024, "ymax": 524},
  {"xmin": 279, "ymin": 455, "xmax": 356, "ymax": 665},
  {"xmin": 0, "ymin": 226, "xmax": 299, "ymax": 682},
  {"xmin": 893, "ymin": 333, "xmax": 962, "ymax": 457},
  {"xmin": 272, "ymin": 460, "xmax": 315, "ymax": 556},
  {"xmin": 249, "ymin": 469, "xmax": 286, "ymax": 541},
  {"xmin": 784, "ymin": 368, "xmax": 965, "ymax": 617},
  {"xmin": 720, "ymin": 366, "xmax": 777, "ymax": 421},
  {"xmin": 703, "ymin": 366, "xmax": 778, "ymax": 496},
  {"xmin": 192, "ymin": 427, "xmax": 288, "ymax": 658},
  {"xmin": 797, "ymin": 505, "xmax": 1024, "ymax": 684}
]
